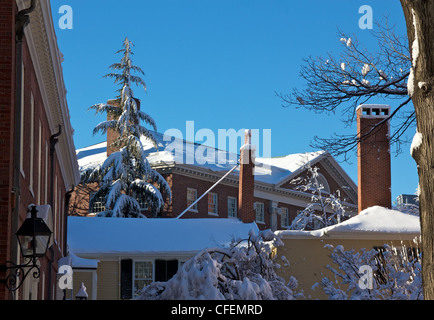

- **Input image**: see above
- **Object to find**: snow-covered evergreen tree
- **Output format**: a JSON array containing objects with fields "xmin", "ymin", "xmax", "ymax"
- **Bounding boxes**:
[
  {"xmin": 138, "ymin": 230, "xmax": 302, "ymax": 300},
  {"xmin": 288, "ymin": 157, "xmax": 350, "ymax": 230},
  {"xmin": 319, "ymin": 241, "xmax": 423, "ymax": 300},
  {"xmin": 82, "ymin": 37, "xmax": 171, "ymax": 218}
]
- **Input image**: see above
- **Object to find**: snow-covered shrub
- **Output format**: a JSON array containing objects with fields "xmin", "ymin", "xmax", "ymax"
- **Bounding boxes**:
[
  {"xmin": 289, "ymin": 157, "xmax": 351, "ymax": 230},
  {"xmin": 139, "ymin": 230, "xmax": 301, "ymax": 300},
  {"xmin": 320, "ymin": 240, "xmax": 423, "ymax": 300}
]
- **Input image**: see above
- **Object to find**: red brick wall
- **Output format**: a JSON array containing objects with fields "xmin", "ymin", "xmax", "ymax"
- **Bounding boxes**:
[
  {"xmin": 0, "ymin": 9, "xmax": 70, "ymax": 299},
  {"xmin": 0, "ymin": 0, "xmax": 16, "ymax": 301},
  {"xmin": 106, "ymin": 98, "xmax": 141, "ymax": 157},
  {"xmin": 357, "ymin": 107, "xmax": 392, "ymax": 212},
  {"xmin": 106, "ymin": 99, "xmax": 120, "ymax": 157},
  {"xmin": 238, "ymin": 146, "xmax": 255, "ymax": 224}
]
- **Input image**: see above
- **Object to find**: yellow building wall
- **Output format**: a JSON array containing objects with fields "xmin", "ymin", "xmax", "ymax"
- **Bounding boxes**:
[
  {"xmin": 69, "ymin": 270, "xmax": 94, "ymax": 300},
  {"xmin": 96, "ymin": 260, "xmax": 119, "ymax": 300},
  {"xmin": 276, "ymin": 237, "xmax": 418, "ymax": 300}
]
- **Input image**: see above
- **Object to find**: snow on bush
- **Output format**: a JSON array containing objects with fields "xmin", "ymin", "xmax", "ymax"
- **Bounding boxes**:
[
  {"xmin": 138, "ymin": 230, "xmax": 302, "ymax": 300},
  {"xmin": 288, "ymin": 157, "xmax": 351, "ymax": 231},
  {"xmin": 319, "ymin": 240, "xmax": 423, "ymax": 300}
]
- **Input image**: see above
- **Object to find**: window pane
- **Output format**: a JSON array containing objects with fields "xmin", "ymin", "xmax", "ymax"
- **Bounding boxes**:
[
  {"xmin": 134, "ymin": 261, "xmax": 153, "ymax": 297},
  {"xmin": 228, "ymin": 197, "xmax": 237, "ymax": 217},
  {"xmin": 281, "ymin": 208, "xmax": 289, "ymax": 227},
  {"xmin": 255, "ymin": 202, "xmax": 264, "ymax": 222},
  {"xmin": 208, "ymin": 193, "xmax": 218, "ymax": 214},
  {"xmin": 187, "ymin": 188, "xmax": 198, "ymax": 210},
  {"xmin": 89, "ymin": 192, "xmax": 105, "ymax": 213}
]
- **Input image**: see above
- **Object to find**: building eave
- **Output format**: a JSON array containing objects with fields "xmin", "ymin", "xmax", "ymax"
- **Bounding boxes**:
[{"xmin": 18, "ymin": 0, "xmax": 80, "ymax": 188}]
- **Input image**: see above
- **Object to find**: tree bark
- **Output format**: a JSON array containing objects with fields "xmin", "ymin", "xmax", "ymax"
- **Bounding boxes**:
[{"xmin": 400, "ymin": 0, "xmax": 434, "ymax": 299}]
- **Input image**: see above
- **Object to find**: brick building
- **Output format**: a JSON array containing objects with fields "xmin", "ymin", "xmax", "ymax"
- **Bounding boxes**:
[
  {"xmin": 0, "ymin": 0, "xmax": 80, "ymax": 300},
  {"xmin": 69, "ymin": 113, "xmax": 359, "ymax": 230},
  {"xmin": 357, "ymin": 104, "xmax": 392, "ymax": 212}
]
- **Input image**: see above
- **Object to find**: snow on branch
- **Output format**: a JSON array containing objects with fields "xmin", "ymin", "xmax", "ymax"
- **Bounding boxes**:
[
  {"xmin": 288, "ymin": 156, "xmax": 351, "ymax": 230},
  {"xmin": 276, "ymin": 20, "xmax": 415, "ymax": 160},
  {"xmin": 139, "ymin": 232, "xmax": 301, "ymax": 300},
  {"xmin": 319, "ymin": 241, "xmax": 423, "ymax": 300},
  {"xmin": 83, "ymin": 37, "xmax": 172, "ymax": 218}
]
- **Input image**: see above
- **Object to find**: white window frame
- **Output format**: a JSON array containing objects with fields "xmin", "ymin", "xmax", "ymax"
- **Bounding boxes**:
[
  {"xmin": 29, "ymin": 93, "xmax": 34, "ymax": 196},
  {"xmin": 187, "ymin": 188, "xmax": 198, "ymax": 212},
  {"xmin": 37, "ymin": 120, "xmax": 42, "ymax": 204},
  {"xmin": 19, "ymin": 63, "xmax": 25, "ymax": 177},
  {"xmin": 227, "ymin": 196, "xmax": 237, "ymax": 218},
  {"xmin": 208, "ymin": 192, "xmax": 218, "ymax": 215},
  {"xmin": 136, "ymin": 196, "xmax": 148, "ymax": 210},
  {"xmin": 89, "ymin": 192, "xmax": 105, "ymax": 214},
  {"xmin": 133, "ymin": 260, "xmax": 154, "ymax": 298},
  {"xmin": 44, "ymin": 142, "xmax": 48, "ymax": 204},
  {"xmin": 281, "ymin": 207, "xmax": 290, "ymax": 227},
  {"xmin": 255, "ymin": 202, "xmax": 265, "ymax": 223}
]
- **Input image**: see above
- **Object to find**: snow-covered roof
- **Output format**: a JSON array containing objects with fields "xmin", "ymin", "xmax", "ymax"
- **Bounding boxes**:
[
  {"xmin": 58, "ymin": 251, "xmax": 99, "ymax": 269},
  {"xmin": 67, "ymin": 216, "xmax": 259, "ymax": 256},
  {"xmin": 275, "ymin": 206, "xmax": 421, "ymax": 240},
  {"xmin": 75, "ymin": 132, "xmax": 327, "ymax": 185}
]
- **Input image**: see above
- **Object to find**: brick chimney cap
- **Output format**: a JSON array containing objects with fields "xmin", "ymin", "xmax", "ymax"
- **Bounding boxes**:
[{"xmin": 356, "ymin": 104, "xmax": 391, "ymax": 118}]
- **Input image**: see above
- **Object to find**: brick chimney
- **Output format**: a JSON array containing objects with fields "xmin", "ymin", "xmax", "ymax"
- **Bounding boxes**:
[
  {"xmin": 106, "ymin": 99, "xmax": 120, "ymax": 157},
  {"xmin": 106, "ymin": 98, "xmax": 141, "ymax": 157},
  {"xmin": 238, "ymin": 129, "xmax": 256, "ymax": 223},
  {"xmin": 357, "ymin": 104, "xmax": 392, "ymax": 213}
]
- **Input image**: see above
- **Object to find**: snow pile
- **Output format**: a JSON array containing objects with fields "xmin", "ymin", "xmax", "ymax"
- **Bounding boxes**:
[
  {"xmin": 276, "ymin": 206, "xmax": 420, "ymax": 239},
  {"xmin": 139, "ymin": 231, "xmax": 301, "ymax": 300},
  {"xmin": 326, "ymin": 206, "xmax": 420, "ymax": 234}
]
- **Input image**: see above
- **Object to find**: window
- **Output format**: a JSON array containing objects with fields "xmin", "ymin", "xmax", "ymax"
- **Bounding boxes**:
[
  {"xmin": 29, "ymin": 93, "xmax": 34, "ymax": 195},
  {"xmin": 228, "ymin": 197, "xmax": 237, "ymax": 218},
  {"xmin": 255, "ymin": 202, "xmax": 265, "ymax": 223},
  {"xmin": 44, "ymin": 142, "xmax": 48, "ymax": 204},
  {"xmin": 133, "ymin": 261, "xmax": 153, "ymax": 297},
  {"xmin": 316, "ymin": 173, "xmax": 330, "ymax": 193},
  {"xmin": 19, "ymin": 63, "xmax": 25, "ymax": 177},
  {"xmin": 37, "ymin": 120, "xmax": 42, "ymax": 204},
  {"xmin": 134, "ymin": 193, "xmax": 148, "ymax": 210},
  {"xmin": 89, "ymin": 192, "xmax": 105, "ymax": 214},
  {"xmin": 208, "ymin": 193, "xmax": 218, "ymax": 215},
  {"xmin": 187, "ymin": 188, "xmax": 198, "ymax": 211},
  {"xmin": 281, "ymin": 207, "xmax": 290, "ymax": 227}
]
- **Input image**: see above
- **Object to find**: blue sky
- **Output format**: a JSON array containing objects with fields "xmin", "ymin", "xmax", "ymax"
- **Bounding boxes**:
[{"xmin": 51, "ymin": 0, "xmax": 418, "ymax": 202}]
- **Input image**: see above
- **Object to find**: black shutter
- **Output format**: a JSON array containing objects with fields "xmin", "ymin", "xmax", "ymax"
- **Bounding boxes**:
[
  {"xmin": 155, "ymin": 259, "xmax": 178, "ymax": 282},
  {"xmin": 120, "ymin": 259, "xmax": 132, "ymax": 299},
  {"xmin": 155, "ymin": 259, "xmax": 166, "ymax": 282},
  {"xmin": 167, "ymin": 260, "xmax": 178, "ymax": 280}
]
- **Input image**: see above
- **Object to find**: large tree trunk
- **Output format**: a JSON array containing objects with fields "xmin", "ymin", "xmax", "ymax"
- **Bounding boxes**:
[{"xmin": 400, "ymin": 0, "xmax": 434, "ymax": 300}]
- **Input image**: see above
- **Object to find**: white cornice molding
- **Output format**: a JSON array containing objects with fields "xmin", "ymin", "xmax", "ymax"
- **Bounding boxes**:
[{"xmin": 18, "ymin": 0, "xmax": 80, "ymax": 188}]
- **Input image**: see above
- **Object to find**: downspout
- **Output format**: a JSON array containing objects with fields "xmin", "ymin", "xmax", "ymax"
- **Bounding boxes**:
[
  {"xmin": 47, "ymin": 125, "xmax": 62, "ymax": 300},
  {"xmin": 64, "ymin": 186, "xmax": 74, "ymax": 256},
  {"xmin": 11, "ymin": 0, "xmax": 36, "ymax": 299}
]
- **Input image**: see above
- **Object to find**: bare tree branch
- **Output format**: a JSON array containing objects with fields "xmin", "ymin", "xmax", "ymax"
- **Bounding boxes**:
[{"xmin": 276, "ymin": 19, "xmax": 415, "ymax": 161}]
